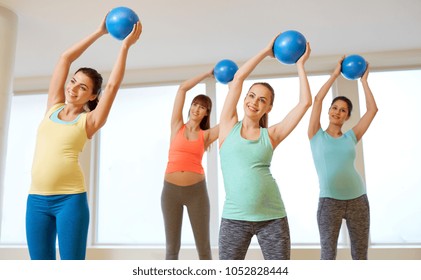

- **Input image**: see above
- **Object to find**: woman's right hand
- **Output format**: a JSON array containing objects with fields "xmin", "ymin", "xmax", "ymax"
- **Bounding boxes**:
[
  {"xmin": 296, "ymin": 42, "xmax": 311, "ymax": 66},
  {"xmin": 361, "ymin": 63, "xmax": 370, "ymax": 83},
  {"xmin": 98, "ymin": 14, "xmax": 108, "ymax": 36},
  {"xmin": 123, "ymin": 21, "xmax": 142, "ymax": 47},
  {"xmin": 333, "ymin": 55, "xmax": 346, "ymax": 77},
  {"xmin": 265, "ymin": 33, "xmax": 280, "ymax": 58}
]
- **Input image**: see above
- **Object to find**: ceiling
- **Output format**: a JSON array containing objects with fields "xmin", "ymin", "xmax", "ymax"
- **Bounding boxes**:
[{"xmin": 2, "ymin": 0, "xmax": 421, "ymax": 79}]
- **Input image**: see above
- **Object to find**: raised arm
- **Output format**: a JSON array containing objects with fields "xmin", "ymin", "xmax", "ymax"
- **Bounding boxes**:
[
  {"xmin": 268, "ymin": 42, "xmax": 312, "ymax": 148},
  {"xmin": 352, "ymin": 64, "xmax": 378, "ymax": 141},
  {"xmin": 219, "ymin": 36, "xmax": 276, "ymax": 145},
  {"xmin": 86, "ymin": 21, "xmax": 142, "ymax": 139},
  {"xmin": 47, "ymin": 17, "xmax": 108, "ymax": 110},
  {"xmin": 170, "ymin": 69, "xmax": 214, "ymax": 137},
  {"xmin": 204, "ymin": 124, "xmax": 220, "ymax": 149},
  {"xmin": 307, "ymin": 56, "xmax": 344, "ymax": 139}
]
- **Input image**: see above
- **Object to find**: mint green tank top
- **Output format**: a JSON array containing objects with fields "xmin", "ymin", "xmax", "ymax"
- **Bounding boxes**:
[
  {"xmin": 219, "ymin": 121, "xmax": 286, "ymax": 221},
  {"xmin": 310, "ymin": 128, "xmax": 366, "ymax": 200}
]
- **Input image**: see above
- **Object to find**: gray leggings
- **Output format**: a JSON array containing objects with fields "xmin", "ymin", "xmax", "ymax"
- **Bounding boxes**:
[
  {"xmin": 317, "ymin": 194, "xmax": 370, "ymax": 260},
  {"xmin": 218, "ymin": 217, "xmax": 290, "ymax": 260},
  {"xmin": 161, "ymin": 180, "xmax": 211, "ymax": 260}
]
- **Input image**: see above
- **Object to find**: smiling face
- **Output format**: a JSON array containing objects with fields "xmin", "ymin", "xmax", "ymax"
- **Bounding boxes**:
[
  {"xmin": 189, "ymin": 94, "xmax": 212, "ymax": 130},
  {"xmin": 328, "ymin": 99, "xmax": 350, "ymax": 125},
  {"xmin": 65, "ymin": 71, "xmax": 97, "ymax": 106},
  {"xmin": 243, "ymin": 83, "xmax": 273, "ymax": 122},
  {"xmin": 189, "ymin": 101, "xmax": 208, "ymax": 120}
]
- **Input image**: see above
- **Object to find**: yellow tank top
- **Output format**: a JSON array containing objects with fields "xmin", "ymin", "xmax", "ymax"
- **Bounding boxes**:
[{"xmin": 30, "ymin": 103, "xmax": 88, "ymax": 195}]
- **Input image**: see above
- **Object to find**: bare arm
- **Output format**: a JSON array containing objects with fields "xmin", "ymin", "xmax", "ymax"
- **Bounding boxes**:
[
  {"xmin": 170, "ymin": 69, "xmax": 214, "ymax": 137},
  {"xmin": 47, "ymin": 17, "xmax": 108, "ymax": 111},
  {"xmin": 219, "ymin": 36, "xmax": 276, "ymax": 145},
  {"xmin": 86, "ymin": 21, "xmax": 142, "ymax": 138},
  {"xmin": 269, "ymin": 42, "xmax": 313, "ymax": 149},
  {"xmin": 307, "ymin": 56, "xmax": 344, "ymax": 139},
  {"xmin": 204, "ymin": 124, "xmax": 219, "ymax": 148},
  {"xmin": 352, "ymin": 64, "xmax": 378, "ymax": 141}
]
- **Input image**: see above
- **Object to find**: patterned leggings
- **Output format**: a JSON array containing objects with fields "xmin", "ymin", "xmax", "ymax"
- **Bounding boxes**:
[
  {"xmin": 161, "ymin": 180, "xmax": 211, "ymax": 260},
  {"xmin": 317, "ymin": 194, "xmax": 370, "ymax": 260},
  {"xmin": 218, "ymin": 217, "xmax": 290, "ymax": 260}
]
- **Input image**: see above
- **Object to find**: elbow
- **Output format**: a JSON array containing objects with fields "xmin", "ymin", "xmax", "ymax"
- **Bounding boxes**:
[
  {"xmin": 306, "ymin": 97, "xmax": 313, "ymax": 108},
  {"xmin": 313, "ymin": 95, "xmax": 323, "ymax": 104},
  {"xmin": 104, "ymin": 83, "xmax": 120, "ymax": 95},
  {"xmin": 297, "ymin": 98, "xmax": 312, "ymax": 113},
  {"xmin": 302, "ymin": 96, "xmax": 312, "ymax": 110},
  {"xmin": 232, "ymin": 71, "xmax": 248, "ymax": 84},
  {"xmin": 58, "ymin": 53, "xmax": 72, "ymax": 66},
  {"xmin": 304, "ymin": 100, "xmax": 312, "ymax": 111},
  {"xmin": 367, "ymin": 106, "xmax": 378, "ymax": 119},
  {"xmin": 370, "ymin": 103, "xmax": 379, "ymax": 115},
  {"xmin": 178, "ymin": 81, "xmax": 190, "ymax": 92},
  {"xmin": 60, "ymin": 51, "xmax": 71, "ymax": 60}
]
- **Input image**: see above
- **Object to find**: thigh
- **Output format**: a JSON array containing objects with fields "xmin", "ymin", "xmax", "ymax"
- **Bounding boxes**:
[
  {"xmin": 161, "ymin": 181, "xmax": 184, "ymax": 222},
  {"xmin": 256, "ymin": 218, "xmax": 291, "ymax": 260},
  {"xmin": 26, "ymin": 195, "xmax": 57, "ymax": 260},
  {"xmin": 317, "ymin": 197, "xmax": 344, "ymax": 260},
  {"xmin": 161, "ymin": 182, "xmax": 184, "ymax": 235},
  {"xmin": 345, "ymin": 195, "xmax": 370, "ymax": 260},
  {"xmin": 186, "ymin": 181, "xmax": 210, "ymax": 238},
  {"xmin": 317, "ymin": 197, "xmax": 344, "ymax": 235},
  {"xmin": 218, "ymin": 218, "xmax": 253, "ymax": 260},
  {"xmin": 56, "ymin": 193, "xmax": 90, "ymax": 260},
  {"xmin": 161, "ymin": 181, "xmax": 185, "ymax": 259},
  {"xmin": 186, "ymin": 181, "xmax": 211, "ymax": 259}
]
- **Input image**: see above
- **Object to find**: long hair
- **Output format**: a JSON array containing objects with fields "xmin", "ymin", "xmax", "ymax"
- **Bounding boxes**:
[
  {"xmin": 331, "ymin": 96, "xmax": 353, "ymax": 117},
  {"xmin": 248, "ymin": 82, "xmax": 275, "ymax": 128},
  {"xmin": 190, "ymin": 94, "xmax": 212, "ymax": 130},
  {"xmin": 75, "ymin": 67, "xmax": 103, "ymax": 111}
]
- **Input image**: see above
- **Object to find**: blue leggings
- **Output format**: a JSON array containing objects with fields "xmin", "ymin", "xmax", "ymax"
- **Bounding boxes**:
[{"xmin": 26, "ymin": 193, "xmax": 89, "ymax": 260}]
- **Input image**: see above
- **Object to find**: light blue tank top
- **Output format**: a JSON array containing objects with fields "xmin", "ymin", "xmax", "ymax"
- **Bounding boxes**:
[
  {"xmin": 49, "ymin": 105, "xmax": 82, "ymax": 124},
  {"xmin": 219, "ymin": 121, "xmax": 286, "ymax": 221},
  {"xmin": 310, "ymin": 128, "xmax": 366, "ymax": 200}
]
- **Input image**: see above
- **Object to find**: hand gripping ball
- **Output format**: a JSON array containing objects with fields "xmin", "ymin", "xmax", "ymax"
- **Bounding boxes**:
[
  {"xmin": 273, "ymin": 30, "xmax": 307, "ymax": 65},
  {"xmin": 106, "ymin": 7, "xmax": 139, "ymax": 40},
  {"xmin": 214, "ymin": 59, "xmax": 239, "ymax": 84},
  {"xmin": 341, "ymin": 54, "xmax": 367, "ymax": 80}
]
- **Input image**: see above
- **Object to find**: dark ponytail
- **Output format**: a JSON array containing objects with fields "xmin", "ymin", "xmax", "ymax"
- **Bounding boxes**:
[{"xmin": 87, "ymin": 97, "xmax": 99, "ymax": 111}]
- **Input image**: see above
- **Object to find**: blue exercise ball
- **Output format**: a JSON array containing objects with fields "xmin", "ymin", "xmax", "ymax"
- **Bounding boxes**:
[
  {"xmin": 106, "ymin": 7, "xmax": 139, "ymax": 40},
  {"xmin": 273, "ymin": 30, "xmax": 307, "ymax": 65},
  {"xmin": 214, "ymin": 59, "xmax": 239, "ymax": 84},
  {"xmin": 341, "ymin": 54, "xmax": 367, "ymax": 80}
]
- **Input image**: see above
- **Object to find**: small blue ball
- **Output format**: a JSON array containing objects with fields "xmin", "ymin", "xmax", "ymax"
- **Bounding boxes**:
[
  {"xmin": 273, "ymin": 30, "xmax": 307, "ymax": 65},
  {"xmin": 214, "ymin": 59, "xmax": 239, "ymax": 84},
  {"xmin": 341, "ymin": 54, "xmax": 367, "ymax": 80},
  {"xmin": 106, "ymin": 7, "xmax": 139, "ymax": 40}
]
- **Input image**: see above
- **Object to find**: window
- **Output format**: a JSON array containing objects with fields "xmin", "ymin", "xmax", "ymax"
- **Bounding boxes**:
[
  {"xmin": 1, "ymin": 94, "xmax": 47, "ymax": 244},
  {"xmin": 96, "ymin": 84, "xmax": 207, "ymax": 245},
  {"xmin": 2, "ymin": 70, "xmax": 420, "ymax": 250},
  {"xmin": 358, "ymin": 70, "xmax": 421, "ymax": 245}
]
